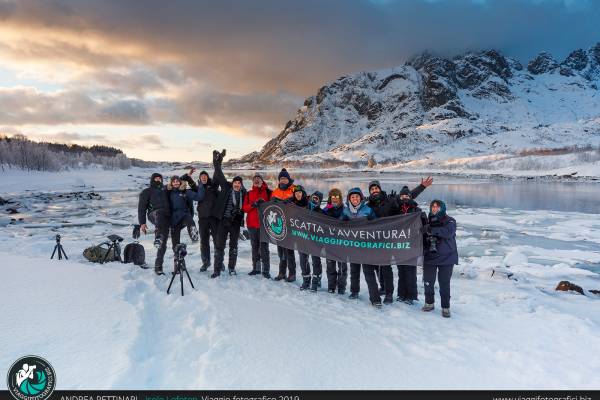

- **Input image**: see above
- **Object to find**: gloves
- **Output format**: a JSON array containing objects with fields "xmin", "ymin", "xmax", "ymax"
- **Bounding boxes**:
[
  {"xmin": 251, "ymin": 198, "xmax": 265, "ymax": 208},
  {"xmin": 212, "ymin": 149, "xmax": 227, "ymax": 165},
  {"xmin": 132, "ymin": 224, "xmax": 141, "ymax": 239}
]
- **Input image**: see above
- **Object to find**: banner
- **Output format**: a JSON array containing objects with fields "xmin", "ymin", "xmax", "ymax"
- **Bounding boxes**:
[{"xmin": 259, "ymin": 201, "xmax": 423, "ymax": 266}]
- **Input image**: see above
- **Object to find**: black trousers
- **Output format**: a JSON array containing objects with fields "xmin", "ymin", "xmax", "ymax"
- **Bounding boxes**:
[
  {"xmin": 248, "ymin": 227, "xmax": 270, "ymax": 273},
  {"xmin": 397, "ymin": 265, "xmax": 418, "ymax": 300},
  {"xmin": 198, "ymin": 216, "xmax": 218, "ymax": 266},
  {"xmin": 423, "ymin": 264, "xmax": 454, "ymax": 308},
  {"xmin": 362, "ymin": 264, "xmax": 381, "ymax": 303},
  {"xmin": 148, "ymin": 210, "xmax": 170, "ymax": 269},
  {"xmin": 326, "ymin": 259, "xmax": 347, "ymax": 290},
  {"xmin": 214, "ymin": 218, "xmax": 241, "ymax": 271},
  {"xmin": 376, "ymin": 265, "xmax": 394, "ymax": 296},
  {"xmin": 170, "ymin": 214, "xmax": 195, "ymax": 250},
  {"xmin": 349, "ymin": 263, "xmax": 362, "ymax": 294},
  {"xmin": 299, "ymin": 253, "xmax": 323, "ymax": 277},
  {"xmin": 277, "ymin": 246, "xmax": 296, "ymax": 276}
]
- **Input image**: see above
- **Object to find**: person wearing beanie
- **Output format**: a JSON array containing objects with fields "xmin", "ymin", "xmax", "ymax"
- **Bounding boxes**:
[
  {"xmin": 323, "ymin": 188, "xmax": 348, "ymax": 294},
  {"xmin": 394, "ymin": 186, "xmax": 428, "ymax": 305},
  {"xmin": 190, "ymin": 169, "xmax": 220, "ymax": 272},
  {"xmin": 167, "ymin": 172, "xmax": 205, "ymax": 260},
  {"xmin": 341, "ymin": 187, "xmax": 380, "ymax": 307},
  {"xmin": 367, "ymin": 178, "xmax": 432, "ymax": 303},
  {"xmin": 302, "ymin": 191, "xmax": 325, "ymax": 291},
  {"xmin": 242, "ymin": 172, "xmax": 272, "ymax": 278},
  {"xmin": 271, "ymin": 167, "xmax": 297, "ymax": 282},
  {"xmin": 137, "ymin": 172, "xmax": 171, "ymax": 274},
  {"xmin": 422, "ymin": 199, "xmax": 458, "ymax": 318},
  {"xmin": 210, "ymin": 149, "xmax": 246, "ymax": 278},
  {"xmin": 291, "ymin": 185, "xmax": 314, "ymax": 290}
]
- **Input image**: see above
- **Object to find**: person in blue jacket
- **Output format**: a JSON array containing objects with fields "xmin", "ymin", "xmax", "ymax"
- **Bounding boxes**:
[
  {"xmin": 166, "ymin": 174, "xmax": 205, "ymax": 265},
  {"xmin": 342, "ymin": 188, "xmax": 382, "ymax": 307},
  {"xmin": 422, "ymin": 200, "xmax": 459, "ymax": 318}
]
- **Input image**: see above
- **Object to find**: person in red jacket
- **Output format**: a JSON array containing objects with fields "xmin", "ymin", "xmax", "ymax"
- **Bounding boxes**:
[{"xmin": 243, "ymin": 173, "xmax": 272, "ymax": 278}]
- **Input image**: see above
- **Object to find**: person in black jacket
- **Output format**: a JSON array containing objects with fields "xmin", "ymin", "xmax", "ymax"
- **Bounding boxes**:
[
  {"xmin": 396, "ymin": 186, "xmax": 428, "ymax": 305},
  {"xmin": 138, "ymin": 172, "xmax": 171, "ymax": 274},
  {"xmin": 323, "ymin": 188, "xmax": 348, "ymax": 294},
  {"xmin": 167, "ymin": 174, "xmax": 205, "ymax": 254},
  {"xmin": 422, "ymin": 199, "xmax": 458, "ymax": 318},
  {"xmin": 195, "ymin": 170, "xmax": 220, "ymax": 271},
  {"xmin": 211, "ymin": 149, "xmax": 246, "ymax": 278},
  {"xmin": 367, "ymin": 178, "xmax": 432, "ymax": 300},
  {"xmin": 291, "ymin": 186, "xmax": 316, "ymax": 291},
  {"xmin": 305, "ymin": 191, "xmax": 324, "ymax": 292}
]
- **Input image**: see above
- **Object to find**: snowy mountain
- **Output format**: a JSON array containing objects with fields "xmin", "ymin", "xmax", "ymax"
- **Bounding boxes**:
[{"xmin": 237, "ymin": 44, "xmax": 600, "ymax": 167}]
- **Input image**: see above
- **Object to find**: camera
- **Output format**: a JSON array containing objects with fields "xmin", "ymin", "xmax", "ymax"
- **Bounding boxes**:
[
  {"xmin": 231, "ymin": 208, "xmax": 243, "ymax": 224},
  {"xmin": 427, "ymin": 234, "xmax": 438, "ymax": 254},
  {"xmin": 107, "ymin": 234, "xmax": 124, "ymax": 243},
  {"xmin": 174, "ymin": 243, "xmax": 187, "ymax": 259},
  {"xmin": 55, "ymin": 234, "xmax": 61, "ymax": 242}
]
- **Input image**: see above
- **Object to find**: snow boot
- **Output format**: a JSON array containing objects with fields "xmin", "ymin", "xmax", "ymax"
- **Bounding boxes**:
[
  {"xmin": 403, "ymin": 299, "xmax": 415, "ymax": 305},
  {"xmin": 328, "ymin": 288, "xmax": 336, "ymax": 294},
  {"xmin": 154, "ymin": 267, "xmax": 165, "ymax": 276},
  {"xmin": 371, "ymin": 300, "xmax": 383, "ymax": 308},
  {"xmin": 286, "ymin": 274, "xmax": 296, "ymax": 283},
  {"xmin": 211, "ymin": 271, "xmax": 220, "ymax": 279},
  {"xmin": 153, "ymin": 237, "xmax": 162, "ymax": 249},
  {"xmin": 248, "ymin": 270, "xmax": 261, "ymax": 276},
  {"xmin": 200, "ymin": 264, "xmax": 209, "ymax": 272},
  {"xmin": 262, "ymin": 271, "xmax": 271, "ymax": 279},
  {"xmin": 349, "ymin": 292, "xmax": 358, "ymax": 299},
  {"xmin": 310, "ymin": 275, "xmax": 321, "ymax": 292},
  {"xmin": 338, "ymin": 287, "xmax": 346, "ymax": 295},
  {"xmin": 300, "ymin": 276, "xmax": 311, "ymax": 290},
  {"xmin": 383, "ymin": 294, "xmax": 394, "ymax": 304},
  {"xmin": 273, "ymin": 274, "xmax": 286, "ymax": 281},
  {"xmin": 228, "ymin": 268, "xmax": 237, "ymax": 276},
  {"xmin": 396, "ymin": 296, "xmax": 405, "ymax": 302},
  {"xmin": 442, "ymin": 308, "xmax": 451, "ymax": 318},
  {"xmin": 422, "ymin": 303, "xmax": 434, "ymax": 312}
]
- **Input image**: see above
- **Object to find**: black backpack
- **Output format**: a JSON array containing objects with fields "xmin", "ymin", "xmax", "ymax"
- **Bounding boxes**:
[{"xmin": 123, "ymin": 242, "xmax": 147, "ymax": 268}]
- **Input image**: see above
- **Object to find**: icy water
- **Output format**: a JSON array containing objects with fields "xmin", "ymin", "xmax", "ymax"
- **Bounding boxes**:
[{"xmin": 233, "ymin": 171, "xmax": 600, "ymax": 214}]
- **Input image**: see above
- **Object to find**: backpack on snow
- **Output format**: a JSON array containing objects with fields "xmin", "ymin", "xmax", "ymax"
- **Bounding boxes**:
[
  {"xmin": 123, "ymin": 242, "xmax": 147, "ymax": 268},
  {"xmin": 83, "ymin": 241, "xmax": 120, "ymax": 263}
]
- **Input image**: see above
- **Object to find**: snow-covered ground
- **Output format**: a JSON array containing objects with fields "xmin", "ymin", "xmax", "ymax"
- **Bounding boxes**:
[{"xmin": 1, "ymin": 167, "xmax": 600, "ymax": 389}]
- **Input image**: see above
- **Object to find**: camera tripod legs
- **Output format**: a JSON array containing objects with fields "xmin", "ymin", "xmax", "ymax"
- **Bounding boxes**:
[
  {"xmin": 167, "ymin": 267, "xmax": 195, "ymax": 296},
  {"xmin": 51, "ymin": 244, "xmax": 68, "ymax": 260}
]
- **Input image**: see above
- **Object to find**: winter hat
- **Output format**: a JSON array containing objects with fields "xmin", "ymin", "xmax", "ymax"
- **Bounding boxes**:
[
  {"xmin": 253, "ymin": 172, "xmax": 263, "ymax": 180},
  {"xmin": 278, "ymin": 168, "xmax": 292, "ymax": 181},
  {"xmin": 368, "ymin": 180, "xmax": 382, "ymax": 191},
  {"xmin": 199, "ymin": 170, "xmax": 209, "ymax": 178},
  {"xmin": 293, "ymin": 185, "xmax": 306, "ymax": 194},
  {"xmin": 328, "ymin": 188, "xmax": 343, "ymax": 203},
  {"xmin": 150, "ymin": 172, "xmax": 163, "ymax": 184},
  {"xmin": 399, "ymin": 186, "xmax": 411, "ymax": 197},
  {"xmin": 430, "ymin": 199, "xmax": 447, "ymax": 217},
  {"xmin": 170, "ymin": 175, "xmax": 181, "ymax": 182},
  {"xmin": 347, "ymin": 187, "xmax": 364, "ymax": 201},
  {"xmin": 232, "ymin": 176, "xmax": 243, "ymax": 184},
  {"xmin": 310, "ymin": 191, "xmax": 324, "ymax": 204}
]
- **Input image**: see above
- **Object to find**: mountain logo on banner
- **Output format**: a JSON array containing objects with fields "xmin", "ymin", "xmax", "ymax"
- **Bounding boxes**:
[{"xmin": 263, "ymin": 204, "xmax": 287, "ymax": 241}]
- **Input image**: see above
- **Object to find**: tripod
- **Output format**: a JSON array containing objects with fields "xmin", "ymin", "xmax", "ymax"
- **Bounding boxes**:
[
  {"xmin": 102, "ymin": 235, "xmax": 123, "ymax": 263},
  {"xmin": 50, "ymin": 234, "xmax": 68, "ymax": 260},
  {"xmin": 167, "ymin": 255, "xmax": 195, "ymax": 296}
]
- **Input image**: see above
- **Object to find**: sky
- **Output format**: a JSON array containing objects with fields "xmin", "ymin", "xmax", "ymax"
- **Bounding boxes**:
[{"xmin": 0, "ymin": 0, "xmax": 599, "ymax": 162}]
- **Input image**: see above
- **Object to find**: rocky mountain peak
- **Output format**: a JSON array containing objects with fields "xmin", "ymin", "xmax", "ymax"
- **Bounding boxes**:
[{"xmin": 527, "ymin": 52, "xmax": 559, "ymax": 74}]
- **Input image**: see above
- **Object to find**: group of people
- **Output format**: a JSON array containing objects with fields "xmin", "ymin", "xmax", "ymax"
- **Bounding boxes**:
[{"xmin": 137, "ymin": 149, "xmax": 459, "ymax": 317}]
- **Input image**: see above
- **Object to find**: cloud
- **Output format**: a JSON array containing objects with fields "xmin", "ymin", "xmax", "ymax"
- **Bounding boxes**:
[{"xmin": 0, "ymin": 0, "xmax": 599, "ymax": 138}]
